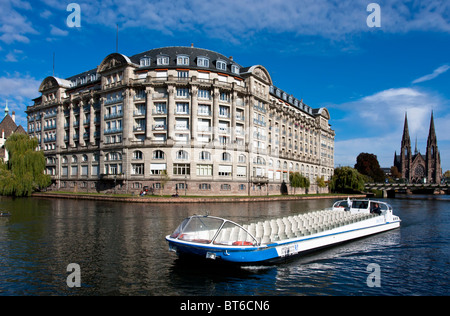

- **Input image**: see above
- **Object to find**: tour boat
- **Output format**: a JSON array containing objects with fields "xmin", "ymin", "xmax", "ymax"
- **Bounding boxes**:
[{"xmin": 165, "ymin": 199, "xmax": 401, "ymax": 264}]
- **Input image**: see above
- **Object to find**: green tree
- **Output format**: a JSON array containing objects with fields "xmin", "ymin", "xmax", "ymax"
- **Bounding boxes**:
[
  {"xmin": 289, "ymin": 172, "xmax": 310, "ymax": 194},
  {"xmin": 329, "ymin": 166, "xmax": 365, "ymax": 193},
  {"xmin": 0, "ymin": 134, "xmax": 51, "ymax": 197},
  {"xmin": 354, "ymin": 152, "xmax": 385, "ymax": 183}
]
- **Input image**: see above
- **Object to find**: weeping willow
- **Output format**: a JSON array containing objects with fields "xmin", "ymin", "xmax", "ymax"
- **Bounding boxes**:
[{"xmin": 0, "ymin": 134, "xmax": 51, "ymax": 197}]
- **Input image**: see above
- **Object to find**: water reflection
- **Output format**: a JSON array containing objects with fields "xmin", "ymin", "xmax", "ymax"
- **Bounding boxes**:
[{"xmin": 0, "ymin": 196, "xmax": 448, "ymax": 295}]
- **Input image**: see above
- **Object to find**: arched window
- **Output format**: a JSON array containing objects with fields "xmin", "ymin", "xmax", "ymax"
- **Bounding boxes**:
[
  {"xmin": 133, "ymin": 150, "xmax": 143, "ymax": 160},
  {"xmin": 222, "ymin": 152, "xmax": 231, "ymax": 161},
  {"xmin": 153, "ymin": 150, "xmax": 165, "ymax": 160},
  {"xmin": 176, "ymin": 150, "xmax": 189, "ymax": 160},
  {"xmin": 72, "ymin": 155, "xmax": 77, "ymax": 163},
  {"xmin": 238, "ymin": 154, "xmax": 246, "ymax": 163},
  {"xmin": 199, "ymin": 151, "xmax": 211, "ymax": 161}
]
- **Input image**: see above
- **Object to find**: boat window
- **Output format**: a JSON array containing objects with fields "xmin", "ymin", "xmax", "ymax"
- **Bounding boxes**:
[
  {"xmin": 335, "ymin": 200, "xmax": 348, "ymax": 208},
  {"xmin": 352, "ymin": 201, "xmax": 369, "ymax": 209},
  {"xmin": 213, "ymin": 221, "xmax": 257, "ymax": 246},
  {"xmin": 170, "ymin": 217, "xmax": 190, "ymax": 238},
  {"xmin": 177, "ymin": 216, "xmax": 224, "ymax": 244}
]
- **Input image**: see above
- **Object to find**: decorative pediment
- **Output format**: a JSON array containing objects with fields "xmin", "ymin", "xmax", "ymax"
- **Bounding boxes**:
[
  {"xmin": 39, "ymin": 76, "xmax": 72, "ymax": 92},
  {"xmin": 98, "ymin": 53, "xmax": 134, "ymax": 73},
  {"xmin": 247, "ymin": 65, "xmax": 273, "ymax": 85}
]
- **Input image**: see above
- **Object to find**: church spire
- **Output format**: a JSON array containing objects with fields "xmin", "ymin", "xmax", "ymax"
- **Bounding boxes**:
[
  {"xmin": 4, "ymin": 100, "xmax": 9, "ymax": 117},
  {"xmin": 427, "ymin": 111, "xmax": 436, "ymax": 144},
  {"xmin": 401, "ymin": 112, "xmax": 411, "ymax": 148}
]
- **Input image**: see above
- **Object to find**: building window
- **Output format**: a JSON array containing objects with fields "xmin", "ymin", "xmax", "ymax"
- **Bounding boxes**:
[
  {"xmin": 176, "ymin": 88, "xmax": 190, "ymax": 99},
  {"xmin": 133, "ymin": 150, "xmax": 143, "ymax": 160},
  {"xmin": 239, "ymin": 184, "xmax": 246, "ymax": 191},
  {"xmin": 140, "ymin": 56, "xmax": 151, "ymax": 67},
  {"xmin": 153, "ymin": 150, "xmax": 165, "ymax": 160},
  {"xmin": 198, "ymin": 89, "xmax": 211, "ymax": 100},
  {"xmin": 196, "ymin": 164, "xmax": 213, "ymax": 176},
  {"xmin": 157, "ymin": 55, "xmax": 169, "ymax": 65},
  {"xmin": 199, "ymin": 151, "xmax": 211, "ymax": 161},
  {"xmin": 177, "ymin": 70, "xmax": 189, "ymax": 79},
  {"xmin": 216, "ymin": 60, "xmax": 227, "ymax": 71},
  {"xmin": 131, "ymin": 164, "xmax": 144, "ymax": 175},
  {"xmin": 199, "ymin": 183, "xmax": 211, "ymax": 190},
  {"xmin": 218, "ymin": 165, "xmax": 232, "ymax": 177},
  {"xmin": 222, "ymin": 152, "xmax": 231, "ymax": 161},
  {"xmin": 238, "ymin": 154, "xmax": 246, "ymax": 163},
  {"xmin": 150, "ymin": 163, "xmax": 166, "ymax": 175},
  {"xmin": 176, "ymin": 150, "xmax": 189, "ymax": 160},
  {"xmin": 173, "ymin": 163, "xmax": 190, "ymax": 175},
  {"xmin": 176, "ymin": 102, "xmax": 189, "ymax": 114},
  {"xmin": 221, "ymin": 184, "xmax": 231, "ymax": 191},
  {"xmin": 231, "ymin": 65, "xmax": 240, "ymax": 74},
  {"xmin": 197, "ymin": 57, "xmax": 209, "ymax": 67},
  {"xmin": 177, "ymin": 55, "xmax": 189, "ymax": 65}
]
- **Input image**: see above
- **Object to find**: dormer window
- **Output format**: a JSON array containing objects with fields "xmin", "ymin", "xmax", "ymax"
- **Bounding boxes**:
[
  {"xmin": 157, "ymin": 55, "xmax": 169, "ymax": 65},
  {"xmin": 140, "ymin": 56, "xmax": 151, "ymax": 67},
  {"xmin": 216, "ymin": 60, "xmax": 227, "ymax": 71},
  {"xmin": 177, "ymin": 55, "xmax": 189, "ymax": 66},
  {"xmin": 231, "ymin": 65, "xmax": 240, "ymax": 75},
  {"xmin": 197, "ymin": 56, "xmax": 209, "ymax": 67}
]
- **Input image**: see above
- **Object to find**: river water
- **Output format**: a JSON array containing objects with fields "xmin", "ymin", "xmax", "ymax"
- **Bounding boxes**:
[{"xmin": 0, "ymin": 195, "xmax": 448, "ymax": 296}]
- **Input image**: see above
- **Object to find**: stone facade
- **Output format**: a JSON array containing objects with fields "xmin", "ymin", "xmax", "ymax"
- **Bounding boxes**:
[{"xmin": 26, "ymin": 46, "xmax": 335, "ymax": 195}]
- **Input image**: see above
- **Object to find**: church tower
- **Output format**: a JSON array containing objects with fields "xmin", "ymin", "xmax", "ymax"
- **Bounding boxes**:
[
  {"xmin": 399, "ymin": 113, "xmax": 412, "ymax": 182},
  {"xmin": 426, "ymin": 111, "xmax": 442, "ymax": 183}
]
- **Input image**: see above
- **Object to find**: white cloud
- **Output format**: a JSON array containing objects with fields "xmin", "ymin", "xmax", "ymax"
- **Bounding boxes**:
[
  {"xmin": 4, "ymin": 49, "xmax": 24, "ymax": 62},
  {"xmin": 50, "ymin": 24, "xmax": 69, "ymax": 37},
  {"xmin": 412, "ymin": 65, "xmax": 450, "ymax": 84},
  {"xmin": 0, "ymin": 0, "xmax": 38, "ymax": 44},
  {"xmin": 37, "ymin": 0, "xmax": 450, "ymax": 43},
  {"xmin": 0, "ymin": 74, "xmax": 41, "ymax": 126}
]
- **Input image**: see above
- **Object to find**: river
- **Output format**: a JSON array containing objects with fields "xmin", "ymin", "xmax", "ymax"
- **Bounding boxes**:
[{"xmin": 0, "ymin": 195, "xmax": 448, "ymax": 296}]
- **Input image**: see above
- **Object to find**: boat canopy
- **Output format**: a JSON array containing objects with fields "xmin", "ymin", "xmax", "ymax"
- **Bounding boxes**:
[{"xmin": 170, "ymin": 215, "xmax": 257, "ymax": 246}]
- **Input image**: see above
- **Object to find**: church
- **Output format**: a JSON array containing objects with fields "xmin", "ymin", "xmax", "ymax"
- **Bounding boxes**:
[{"xmin": 393, "ymin": 112, "xmax": 442, "ymax": 183}]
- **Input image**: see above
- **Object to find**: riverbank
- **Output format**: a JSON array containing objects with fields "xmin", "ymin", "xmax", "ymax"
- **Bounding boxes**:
[{"xmin": 31, "ymin": 191, "xmax": 367, "ymax": 204}]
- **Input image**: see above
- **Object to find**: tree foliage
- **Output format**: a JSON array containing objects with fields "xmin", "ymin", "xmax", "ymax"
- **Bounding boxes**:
[
  {"xmin": 289, "ymin": 172, "xmax": 310, "ymax": 194},
  {"xmin": 0, "ymin": 134, "xmax": 51, "ymax": 197},
  {"xmin": 354, "ymin": 152, "xmax": 385, "ymax": 183},
  {"xmin": 329, "ymin": 166, "xmax": 365, "ymax": 193}
]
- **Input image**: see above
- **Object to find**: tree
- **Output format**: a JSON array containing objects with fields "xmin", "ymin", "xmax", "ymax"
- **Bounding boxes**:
[
  {"xmin": 289, "ymin": 172, "xmax": 310, "ymax": 194},
  {"xmin": 316, "ymin": 176, "xmax": 327, "ymax": 193},
  {"xmin": 329, "ymin": 166, "xmax": 365, "ymax": 193},
  {"xmin": 354, "ymin": 153, "xmax": 385, "ymax": 183},
  {"xmin": 0, "ymin": 134, "xmax": 51, "ymax": 197}
]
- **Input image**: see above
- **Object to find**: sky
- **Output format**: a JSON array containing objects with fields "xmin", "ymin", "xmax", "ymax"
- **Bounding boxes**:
[{"xmin": 1, "ymin": 0, "xmax": 449, "ymax": 172}]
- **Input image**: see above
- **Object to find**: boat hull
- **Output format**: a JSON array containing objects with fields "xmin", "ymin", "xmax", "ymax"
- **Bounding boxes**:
[{"xmin": 166, "ymin": 219, "xmax": 400, "ymax": 264}]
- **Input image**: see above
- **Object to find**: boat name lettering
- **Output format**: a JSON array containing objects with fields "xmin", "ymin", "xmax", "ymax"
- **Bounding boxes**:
[{"xmin": 279, "ymin": 243, "xmax": 300, "ymax": 257}]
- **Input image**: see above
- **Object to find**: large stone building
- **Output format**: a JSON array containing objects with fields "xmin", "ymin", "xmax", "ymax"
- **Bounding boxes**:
[
  {"xmin": 393, "ymin": 112, "xmax": 442, "ymax": 183},
  {"xmin": 26, "ymin": 46, "xmax": 335, "ymax": 195}
]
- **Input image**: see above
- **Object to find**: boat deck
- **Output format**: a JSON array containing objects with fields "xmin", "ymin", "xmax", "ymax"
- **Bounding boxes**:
[{"xmin": 240, "ymin": 210, "xmax": 379, "ymax": 245}]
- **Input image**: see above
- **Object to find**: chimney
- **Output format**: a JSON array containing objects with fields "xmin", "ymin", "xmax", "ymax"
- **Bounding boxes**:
[
  {"xmin": 2, "ymin": 129, "xmax": 4, "ymax": 139},
  {"xmin": 12, "ymin": 111, "xmax": 15, "ymax": 123},
  {"xmin": 229, "ymin": 56, "xmax": 233, "ymax": 60},
  {"xmin": 191, "ymin": 43, "xmax": 194, "ymax": 48}
]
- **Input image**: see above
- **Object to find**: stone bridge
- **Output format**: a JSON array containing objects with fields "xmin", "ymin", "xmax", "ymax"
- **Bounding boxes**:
[{"xmin": 364, "ymin": 183, "xmax": 450, "ymax": 197}]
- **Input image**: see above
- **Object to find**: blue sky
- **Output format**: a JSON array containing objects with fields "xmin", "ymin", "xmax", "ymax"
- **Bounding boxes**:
[{"xmin": 1, "ymin": 0, "xmax": 449, "ymax": 172}]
